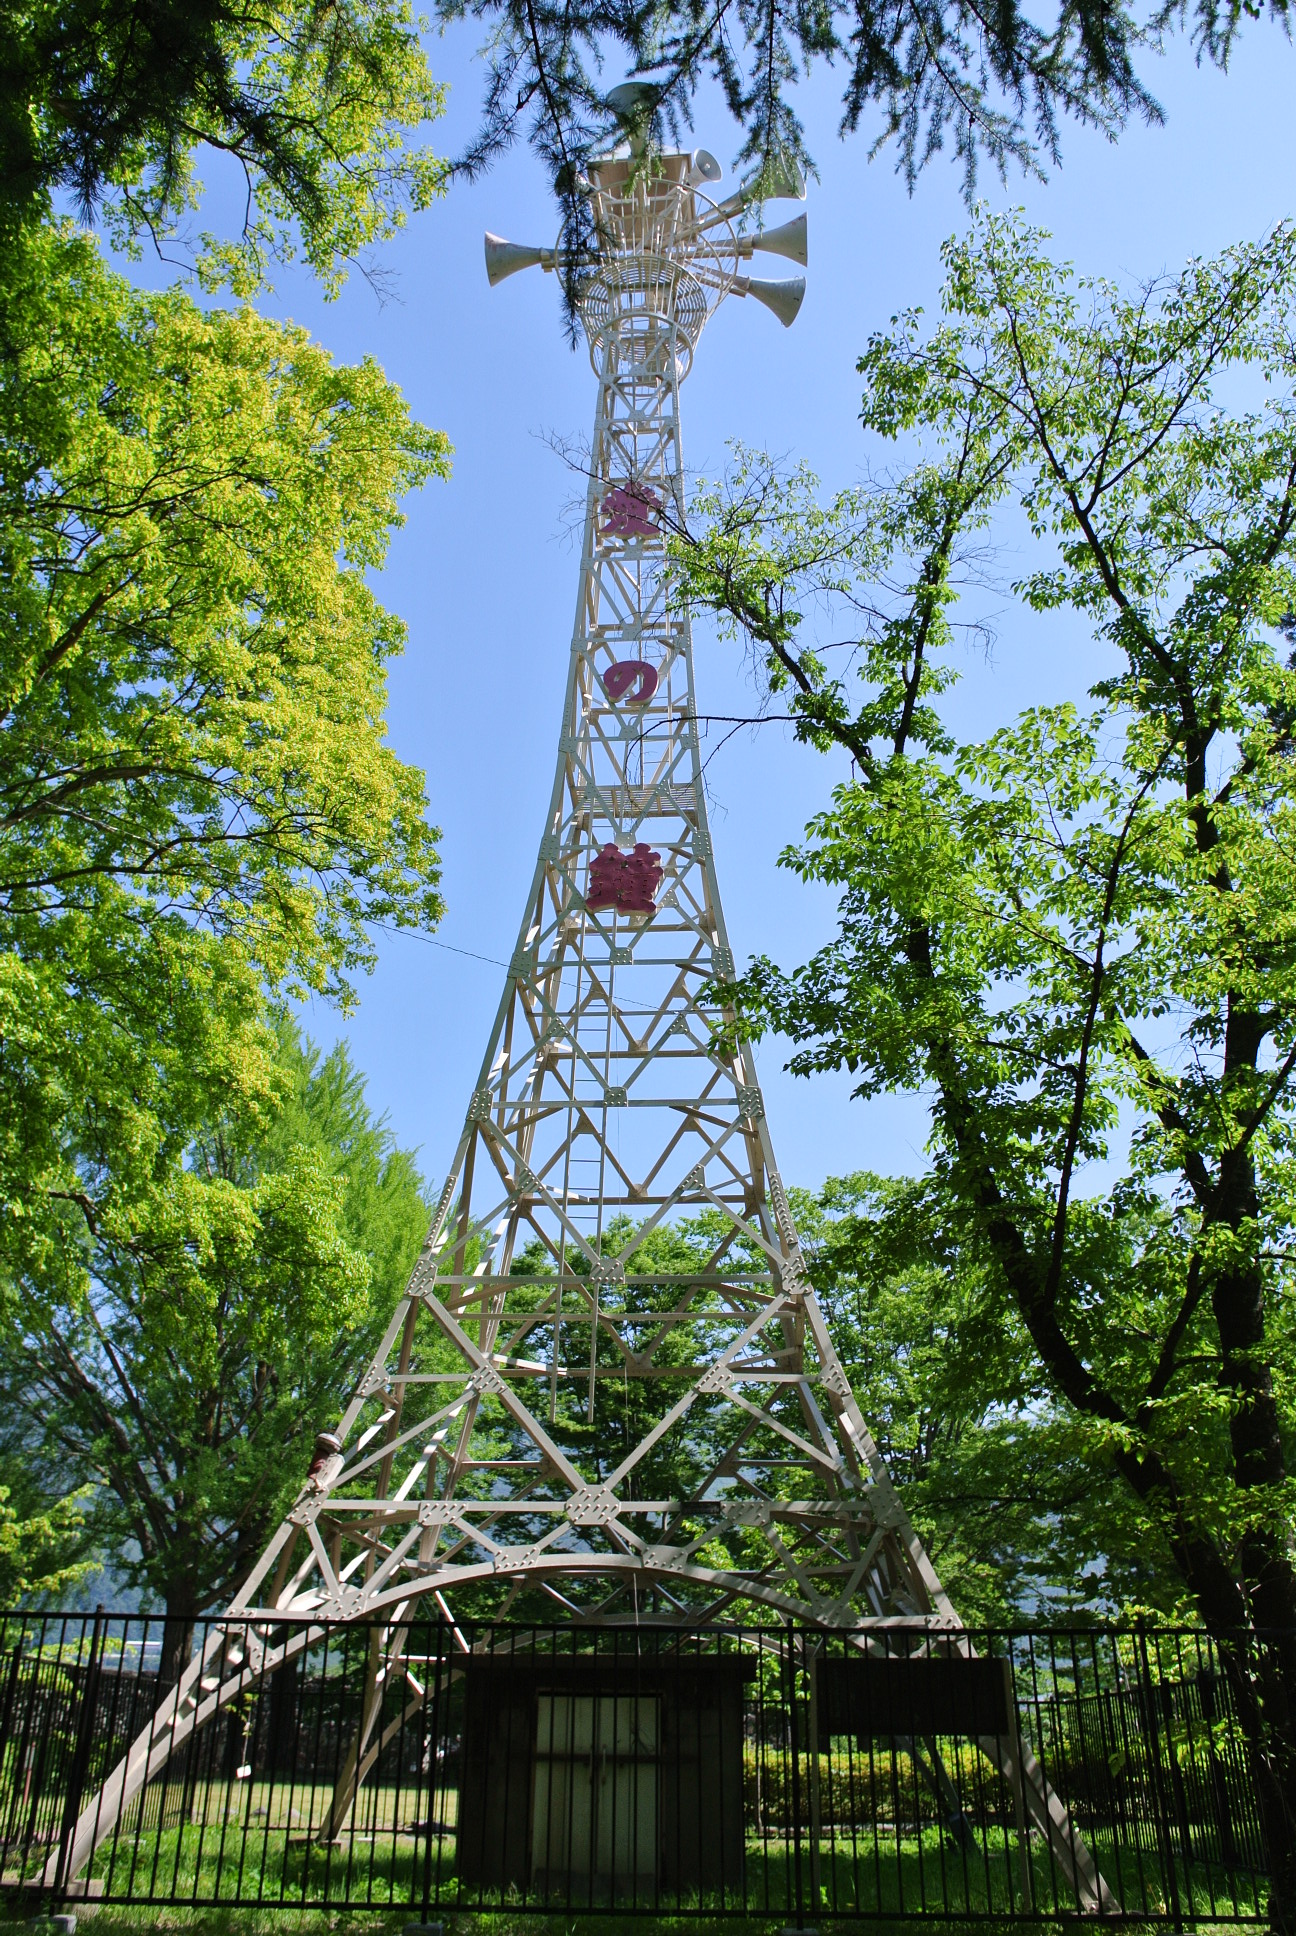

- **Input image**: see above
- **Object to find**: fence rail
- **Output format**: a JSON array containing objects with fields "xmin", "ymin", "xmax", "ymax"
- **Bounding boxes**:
[{"xmin": 0, "ymin": 1614, "xmax": 1274, "ymax": 1922}]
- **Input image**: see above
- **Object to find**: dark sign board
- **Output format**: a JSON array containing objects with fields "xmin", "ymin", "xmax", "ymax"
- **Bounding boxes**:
[{"xmin": 815, "ymin": 1654, "xmax": 1013, "ymax": 1747}]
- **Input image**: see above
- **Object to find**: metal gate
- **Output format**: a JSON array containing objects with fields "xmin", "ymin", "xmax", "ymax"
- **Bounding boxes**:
[{"xmin": 532, "ymin": 1694, "xmax": 659, "ymax": 1890}]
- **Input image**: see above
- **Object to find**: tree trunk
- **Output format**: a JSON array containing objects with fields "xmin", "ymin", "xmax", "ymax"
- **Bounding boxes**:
[
  {"xmin": 1213, "ymin": 1628, "xmax": 1296, "ymax": 1934},
  {"xmin": 158, "ymin": 1598, "xmax": 196, "ymax": 1699},
  {"xmin": 156, "ymin": 1589, "xmax": 199, "ymax": 1822},
  {"xmin": 1208, "ymin": 1131, "xmax": 1296, "ymax": 1931},
  {"xmin": 267, "ymin": 1651, "xmax": 300, "ymax": 1779}
]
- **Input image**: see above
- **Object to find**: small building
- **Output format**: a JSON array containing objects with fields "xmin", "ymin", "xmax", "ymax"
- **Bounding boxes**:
[{"xmin": 456, "ymin": 1648, "xmax": 755, "ymax": 1902}]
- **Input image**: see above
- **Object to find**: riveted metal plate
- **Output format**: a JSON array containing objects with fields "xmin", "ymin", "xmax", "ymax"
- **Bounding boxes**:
[
  {"xmin": 565, "ymin": 1486, "xmax": 621, "ymax": 1526},
  {"xmin": 780, "ymin": 1252, "xmax": 809, "ymax": 1293},
  {"xmin": 417, "ymin": 1501, "xmax": 457, "ymax": 1528},
  {"xmin": 643, "ymin": 1545, "xmax": 688, "ymax": 1571},
  {"xmin": 820, "ymin": 1361, "xmax": 852, "ymax": 1398},
  {"xmin": 493, "ymin": 1545, "xmax": 548, "ymax": 1573}
]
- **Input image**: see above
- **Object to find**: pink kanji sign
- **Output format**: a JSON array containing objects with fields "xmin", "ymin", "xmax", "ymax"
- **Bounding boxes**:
[
  {"xmin": 587, "ymin": 842, "xmax": 664, "ymax": 915},
  {"xmin": 601, "ymin": 484, "xmax": 660, "ymax": 538},
  {"xmin": 603, "ymin": 661, "xmax": 660, "ymax": 704}
]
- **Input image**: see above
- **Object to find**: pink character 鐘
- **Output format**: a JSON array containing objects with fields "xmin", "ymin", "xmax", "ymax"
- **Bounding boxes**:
[{"xmin": 587, "ymin": 842, "xmax": 664, "ymax": 914}]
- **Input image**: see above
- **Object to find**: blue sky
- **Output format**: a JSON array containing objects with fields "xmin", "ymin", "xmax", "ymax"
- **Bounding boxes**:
[{"xmin": 188, "ymin": 21, "xmax": 1296, "ymax": 1200}]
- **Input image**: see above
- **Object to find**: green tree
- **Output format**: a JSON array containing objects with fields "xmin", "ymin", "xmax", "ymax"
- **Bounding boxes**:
[
  {"xmin": 0, "ymin": 215, "xmax": 447, "ymax": 1336},
  {"xmin": 509, "ymin": 1217, "xmax": 726, "ymax": 1506},
  {"xmin": 801, "ymin": 1172, "xmax": 1193, "ymax": 1625},
  {"xmin": 672, "ymin": 215, "xmax": 1296, "ymax": 1920},
  {"xmin": 263, "ymin": 1016, "xmax": 430, "ymax": 1314},
  {"xmin": 0, "ymin": 1016, "xmax": 428, "ymax": 1661},
  {"xmin": 0, "ymin": 0, "xmax": 447, "ymax": 295},
  {"xmin": 0, "ymin": 1476, "xmax": 93, "ymax": 1604}
]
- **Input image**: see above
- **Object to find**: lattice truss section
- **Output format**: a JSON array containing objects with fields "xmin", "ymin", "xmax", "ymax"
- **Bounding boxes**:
[{"xmin": 224, "ymin": 151, "xmax": 953, "ymax": 1637}]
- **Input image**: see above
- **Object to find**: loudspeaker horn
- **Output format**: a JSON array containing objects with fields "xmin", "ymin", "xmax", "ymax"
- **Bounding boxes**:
[
  {"xmin": 743, "ymin": 155, "xmax": 806, "ymax": 202},
  {"xmin": 690, "ymin": 148, "xmax": 723, "ymax": 185},
  {"xmin": 752, "ymin": 212, "xmax": 807, "ymax": 266},
  {"xmin": 606, "ymin": 80, "xmax": 659, "ymax": 118},
  {"xmin": 605, "ymin": 80, "xmax": 658, "ymax": 153},
  {"xmin": 740, "ymin": 274, "xmax": 806, "ymax": 328},
  {"xmin": 717, "ymin": 155, "xmax": 807, "ymax": 219},
  {"xmin": 484, "ymin": 234, "xmax": 550, "ymax": 287}
]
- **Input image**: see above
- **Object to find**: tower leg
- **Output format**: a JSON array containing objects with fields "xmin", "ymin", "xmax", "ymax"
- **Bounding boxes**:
[{"xmin": 977, "ymin": 1730, "xmax": 1117, "ymax": 1912}]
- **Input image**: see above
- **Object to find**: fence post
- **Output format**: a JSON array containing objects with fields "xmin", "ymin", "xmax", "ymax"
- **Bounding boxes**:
[
  {"xmin": 787, "ymin": 1630, "xmax": 807, "ymax": 1930},
  {"xmin": 53, "ymin": 1607, "xmax": 104, "ymax": 1901},
  {"xmin": 418, "ymin": 1613, "xmax": 442, "ymax": 1924},
  {"xmin": 805, "ymin": 1635, "xmax": 823, "ymax": 1915}
]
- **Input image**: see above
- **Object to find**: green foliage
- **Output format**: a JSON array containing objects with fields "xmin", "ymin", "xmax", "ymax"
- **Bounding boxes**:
[
  {"xmin": 0, "ymin": 1477, "xmax": 94, "ymax": 1603},
  {"xmin": 675, "ymin": 216, "xmax": 1296, "ymax": 1885},
  {"xmin": 671, "ymin": 212, "xmax": 1296, "ymax": 1649},
  {"xmin": 260, "ymin": 1014, "xmax": 430, "ymax": 1307},
  {"xmin": 798, "ymin": 1173, "xmax": 1191, "ymax": 1624},
  {"xmin": 441, "ymin": 1212, "xmax": 824, "ymax": 1616},
  {"xmin": 550, "ymin": 1216, "xmax": 730, "ymax": 1500},
  {"xmin": 0, "ymin": 215, "xmax": 447, "ymax": 1321},
  {"xmin": 0, "ymin": 0, "xmax": 448, "ymax": 294},
  {"xmin": 0, "ymin": 1016, "xmax": 429, "ymax": 1616}
]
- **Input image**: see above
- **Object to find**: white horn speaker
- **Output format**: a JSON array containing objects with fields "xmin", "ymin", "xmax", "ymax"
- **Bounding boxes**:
[
  {"xmin": 690, "ymin": 148, "xmax": 723, "ymax": 185},
  {"xmin": 741, "ymin": 275, "xmax": 806, "ymax": 328},
  {"xmin": 768, "ymin": 155, "xmax": 807, "ymax": 199},
  {"xmin": 741, "ymin": 156, "xmax": 806, "ymax": 202},
  {"xmin": 752, "ymin": 212, "xmax": 807, "ymax": 266},
  {"xmin": 484, "ymin": 234, "xmax": 547, "ymax": 287}
]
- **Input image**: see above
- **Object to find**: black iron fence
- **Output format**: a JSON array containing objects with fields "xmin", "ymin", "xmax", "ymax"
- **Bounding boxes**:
[{"xmin": 0, "ymin": 1614, "xmax": 1275, "ymax": 1922}]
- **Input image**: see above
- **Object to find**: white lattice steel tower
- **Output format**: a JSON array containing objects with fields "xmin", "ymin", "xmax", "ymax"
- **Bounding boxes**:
[
  {"xmin": 52, "ymin": 115, "xmax": 1112, "ymax": 1909},
  {"xmin": 217, "ymin": 139, "xmax": 956, "ymax": 1637}
]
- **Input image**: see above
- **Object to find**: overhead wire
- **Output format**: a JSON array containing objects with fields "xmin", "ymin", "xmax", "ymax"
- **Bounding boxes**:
[{"xmin": 371, "ymin": 920, "xmax": 509, "ymax": 969}]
